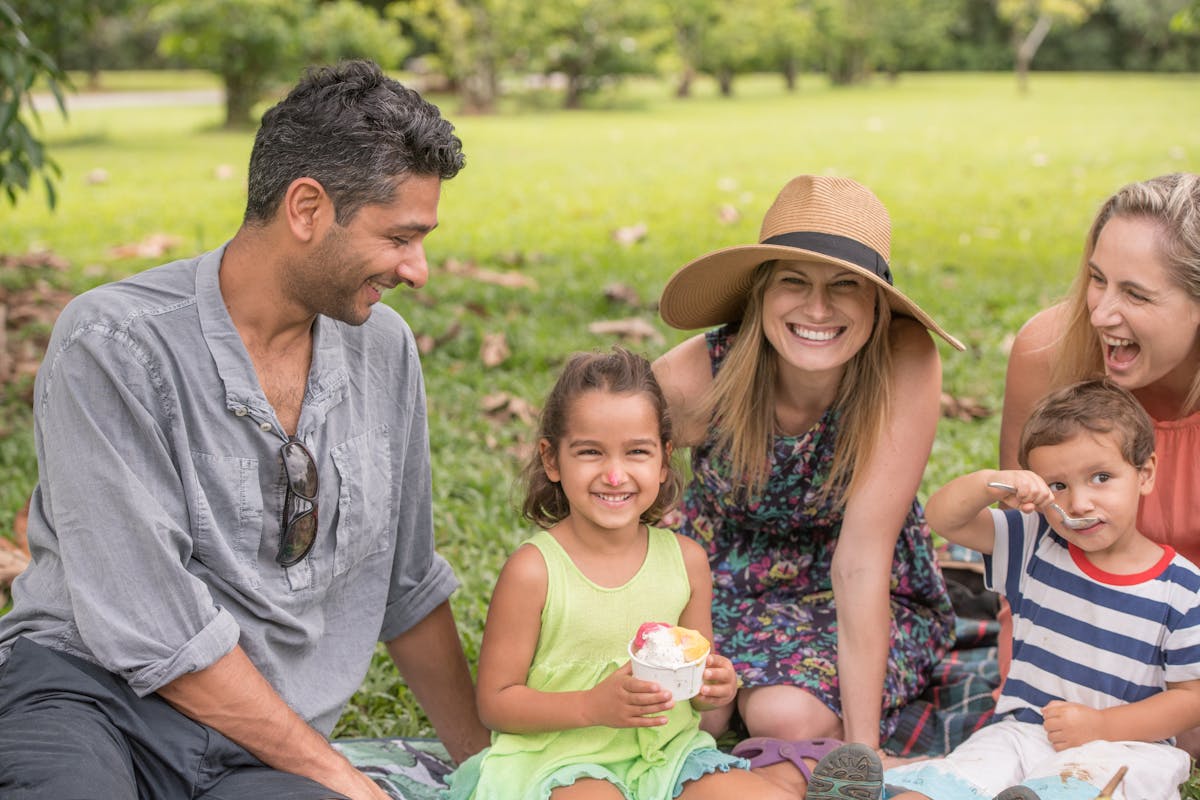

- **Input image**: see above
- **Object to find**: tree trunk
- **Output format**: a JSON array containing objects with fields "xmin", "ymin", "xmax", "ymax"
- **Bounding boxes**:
[
  {"xmin": 563, "ymin": 74, "xmax": 584, "ymax": 110},
  {"xmin": 1015, "ymin": 14, "xmax": 1053, "ymax": 95},
  {"xmin": 781, "ymin": 57, "xmax": 798, "ymax": 92},
  {"xmin": 223, "ymin": 73, "xmax": 260, "ymax": 129},
  {"xmin": 675, "ymin": 65, "xmax": 695, "ymax": 98},
  {"xmin": 718, "ymin": 68, "xmax": 733, "ymax": 97}
]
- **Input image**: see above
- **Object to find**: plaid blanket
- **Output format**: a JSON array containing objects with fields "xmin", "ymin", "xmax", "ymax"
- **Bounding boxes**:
[{"xmin": 337, "ymin": 617, "xmax": 1001, "ymax": 798}]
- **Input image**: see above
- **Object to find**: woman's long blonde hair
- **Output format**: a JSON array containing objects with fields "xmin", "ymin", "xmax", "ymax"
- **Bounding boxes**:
[
  {"xmin": 702, "ymin": 262, "xmax": 894, "ymax": 501},
  {"xmin": 1054, "ymin": 173, "xmax": 1200, "ymax": 417}
]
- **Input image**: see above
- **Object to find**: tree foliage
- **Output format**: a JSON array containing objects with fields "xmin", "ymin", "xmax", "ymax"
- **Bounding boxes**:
[
  {"xmin": 155, "ymin": 0, "xmax": 405, "ymax": 128},
  {"xmin": 389, "ymin": 0, "xmax": 524, "ymax": 113},
  {"xmin": 996, "ymin": 0, "xmax": 1101, "ymax": 91},
  {"xmin": 525, "ymin": 0, "xmax": 666, "ymax": 108},
  {"xmin": 0, "ymin": 0, "xmax": 68, "ymax": 208}
]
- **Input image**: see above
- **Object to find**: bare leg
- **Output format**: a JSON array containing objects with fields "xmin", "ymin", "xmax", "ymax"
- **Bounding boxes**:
[
  {"xmin": 739, "ymin": 685, "xmax": 843, "ymax": 740},
  {"xmin": 698, "ymin": 702, "xmax": 735, "ymax": 738},
  {"xmin": 678, "ymin": 767, "xmax": 800, "ymax": 800},
  {"xmin": 549, "ymin": 778, "xmax": 626, "ymax": 799}
]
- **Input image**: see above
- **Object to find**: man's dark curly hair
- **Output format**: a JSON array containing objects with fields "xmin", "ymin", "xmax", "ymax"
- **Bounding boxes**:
[{"xmin": 244, "ymin": 59, "xmax": 464, "ymax": 226}]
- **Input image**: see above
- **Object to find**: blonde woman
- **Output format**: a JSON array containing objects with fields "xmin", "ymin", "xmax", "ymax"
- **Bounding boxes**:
[
  {"xmin": 653, "ymin": 175, "xmax": 962, "ymax": 791},
  {"xmin": 998, "ymin": 172, "xmax": 1200, "ymax": 752}
]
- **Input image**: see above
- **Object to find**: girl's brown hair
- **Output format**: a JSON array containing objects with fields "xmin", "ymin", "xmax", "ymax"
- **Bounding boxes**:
[{"xmin": 521, "ymin": 347, "xmax": 684, "ymax": 528}]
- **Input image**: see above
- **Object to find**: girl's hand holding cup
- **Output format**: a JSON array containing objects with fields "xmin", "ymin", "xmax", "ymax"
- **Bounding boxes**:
[
  {"xmin": 691, "ymin": 652, "xmax": 738, "ymax": 711},
  {"xmin": 583, "ymin": 662, "xmax": 674, "ymax": 728}
]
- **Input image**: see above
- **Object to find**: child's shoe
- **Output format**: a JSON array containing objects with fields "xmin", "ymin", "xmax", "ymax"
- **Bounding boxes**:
[
  {"xmin": 806, "ymin": 743, "xmax": 883, "ymax": 799},
  {"xmin": 993, "ymin": 787, "xmax": 1041, "ymax": 800}
]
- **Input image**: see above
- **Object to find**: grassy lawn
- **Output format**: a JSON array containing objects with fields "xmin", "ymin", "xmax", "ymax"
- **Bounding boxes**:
[{"xmin": 2, "ymin": 70, "xmax": 1199, "ymax": 758}]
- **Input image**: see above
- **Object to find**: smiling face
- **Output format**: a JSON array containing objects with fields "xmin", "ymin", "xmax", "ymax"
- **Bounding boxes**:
[
  {"xmin": 1026, "ymin": 429, "xmax": 1157, "ymax": 566},
  {"xmin": 287, "ymin": 174, "xmax": 441, "ymax": 326},
  {"xmin": 760, "ymin": 260, "xmax": 878, "ymax": 379},
  {"xmin": 1088, "ymin": 215, "xmax": 1200, "ymax": 400},
  {"xmin": 540, "ymin": 390, "xmax": 669, "ymax": 540}
]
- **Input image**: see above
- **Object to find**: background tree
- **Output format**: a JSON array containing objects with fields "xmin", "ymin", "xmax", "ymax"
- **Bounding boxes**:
[
  {"xmin": 871, "ymin": 0, "xmax": 964, "ymax": 79},
  {"xmin": 303, "ymin": 0, "xmax": 408, "ymax": 73},
  {"xmin": 154, "ymin": 0, "xmax": 310, "ymax": 128},
  {"xmin": 996, "ymin": 0, "xmax": 1101, "ymax": 92},
  {"xmin": 1173, "ymin": 0, "xmax": 1200, "ymax": 30},
  {"xmin": 761, "ymin": 0, "xmax": 816, "ymax": 92},
  {"xmin": 1, "ymin": 0, "xmax": 68, "ymax": 207},
  {"xmin": 662, "ymin": 0, "xmax": 718, "ymax": 98},
  {"xmin": 525, "ymin": 0, "xmax": 665, "ymax": 109},
  {"xmin": 389, "ymin": 0, "xmax": 523, "ymax": 113},
  {"xmin": 154, "ymin": 0, "xmax": 405, "ymax": 128},
  {"xmin": 693, "ymin": 2, "xmax": 767, "ymax": 96}
]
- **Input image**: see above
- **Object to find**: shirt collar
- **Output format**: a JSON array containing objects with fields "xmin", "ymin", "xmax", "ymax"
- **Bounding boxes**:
[{"xmin": 195, "ymin": 243, "xmax": 347, "ymax": 430}]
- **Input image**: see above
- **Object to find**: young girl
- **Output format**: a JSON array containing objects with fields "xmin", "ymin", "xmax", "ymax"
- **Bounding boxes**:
[{"xmin": 445, "ymin": 348, "xmax": 873, "ymax": 800}]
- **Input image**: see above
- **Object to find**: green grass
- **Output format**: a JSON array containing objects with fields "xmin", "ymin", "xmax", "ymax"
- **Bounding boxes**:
[{"xmin": 3, "ymin": 71, "xmax": 1200, "ymax": 768}]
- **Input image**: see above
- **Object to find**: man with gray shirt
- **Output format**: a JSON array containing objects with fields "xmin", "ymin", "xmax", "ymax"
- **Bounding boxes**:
[{"xmin": 0, "ymin": 60, "xmax": 489, "ymax": 799}]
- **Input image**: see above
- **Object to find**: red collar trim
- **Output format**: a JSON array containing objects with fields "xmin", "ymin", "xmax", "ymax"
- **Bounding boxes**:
[{"xmin": 1069, "ymin": 542, "xmax": 1175, "ymax": 585}]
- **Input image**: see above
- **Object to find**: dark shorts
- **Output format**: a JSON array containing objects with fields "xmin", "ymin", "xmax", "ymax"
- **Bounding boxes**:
[{"xmin": 0, "ymin": 637, "xmax": 351, "ymax": 800}]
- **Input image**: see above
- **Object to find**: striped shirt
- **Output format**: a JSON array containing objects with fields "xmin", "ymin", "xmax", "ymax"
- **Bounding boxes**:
[{"xmin": 983, "ymin": 508, "xmax": 1200, "ymax": 734}]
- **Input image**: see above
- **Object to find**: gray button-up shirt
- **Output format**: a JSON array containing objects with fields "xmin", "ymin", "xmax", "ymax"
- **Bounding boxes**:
[{"xmin": 0, "ymin": 245, "xmax": 458, "ymax": 734}]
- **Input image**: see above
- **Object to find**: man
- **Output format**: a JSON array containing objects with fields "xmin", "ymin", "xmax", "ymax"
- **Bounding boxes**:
[{"xmin": 0, "ymin": 60, "xmax": 489, "ymax": 799}]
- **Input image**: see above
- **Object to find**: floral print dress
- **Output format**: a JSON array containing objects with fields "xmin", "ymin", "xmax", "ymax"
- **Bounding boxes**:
[{"xmin": 676, "ymin": 325, "xmax": 955, "ymax": 739}]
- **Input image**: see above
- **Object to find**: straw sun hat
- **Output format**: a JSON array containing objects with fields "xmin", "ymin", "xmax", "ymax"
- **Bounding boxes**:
[{"xmin": 658, "ymin": 175, "xmax": 964, "ymax": 351}]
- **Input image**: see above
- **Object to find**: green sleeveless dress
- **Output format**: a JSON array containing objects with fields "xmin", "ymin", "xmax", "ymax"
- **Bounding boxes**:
[{"xmin": 444, "ymin": 527, "xmax": 746, "ymax": 799}]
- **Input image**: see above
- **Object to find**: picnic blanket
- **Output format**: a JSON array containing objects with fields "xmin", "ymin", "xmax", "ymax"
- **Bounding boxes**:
[{"xmin": 338, "ymin": 612, "xmax": 1002, "ymax": 799}]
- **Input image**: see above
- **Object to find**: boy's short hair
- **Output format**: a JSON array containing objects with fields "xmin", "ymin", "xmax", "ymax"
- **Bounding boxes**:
[{"xmin": 1018, "ymin": 378, "xmax": 1155, "ymax": 470}]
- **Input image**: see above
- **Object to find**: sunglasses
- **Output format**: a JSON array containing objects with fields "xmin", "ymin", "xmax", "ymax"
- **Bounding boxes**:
[{"xmin": 277, "ymin": 437, "xmax": 319, "ymax": 567}]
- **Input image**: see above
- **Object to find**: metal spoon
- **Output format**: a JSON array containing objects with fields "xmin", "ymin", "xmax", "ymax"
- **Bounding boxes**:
[{"xmin": 986, "ymin": 481, "xmax": 1101, "ymax": 530}]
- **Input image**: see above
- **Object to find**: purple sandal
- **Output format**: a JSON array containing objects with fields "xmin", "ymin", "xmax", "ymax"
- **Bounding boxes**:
[{"xmin": 730, "ymin": 737, "xmax": 844, "ymax": 780}]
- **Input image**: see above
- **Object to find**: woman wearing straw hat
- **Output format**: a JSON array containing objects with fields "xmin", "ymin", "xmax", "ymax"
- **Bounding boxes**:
[{"xmin": 653, "ymin": 175, "xmax": 962, "ymax": 796}]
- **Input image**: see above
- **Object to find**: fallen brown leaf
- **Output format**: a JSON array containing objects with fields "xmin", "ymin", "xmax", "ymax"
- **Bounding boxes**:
[
  {"xmin": 108, "ymin": 233, "xmax": 183, "ymax": 260},
  {"xmin": 587, "ymin": 318, "xmax": 664, "ymax": 345},
  {"xmin": 481, "ymin": 392, "xmax": 538, "ymax": 426},
  {"xmin": 415, "ymin": 322, "xmax": 462, "ymax": 355},
  {"xmin": 603, "ymin": 283, "xmax": 641, "ymax": 308},
  {"xmin": 443, "ymin": 258, "xmax": 538, "ymax": 290},
  {"xmin": 612, "ymin": 223, "xmax": 648, "ymax": 247},
  {"xmin": 480, "ymin": 331, "xmax": 511, "ymax": 368},
  {"xmin": 940, "ymin": 392, "xmax": 992, "ymax": 422}
]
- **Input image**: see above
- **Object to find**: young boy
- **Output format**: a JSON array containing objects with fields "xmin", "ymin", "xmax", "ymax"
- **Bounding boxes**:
[{"xmin": 884, "ymin": 379, "xmax": 1200, "ymax": 800}]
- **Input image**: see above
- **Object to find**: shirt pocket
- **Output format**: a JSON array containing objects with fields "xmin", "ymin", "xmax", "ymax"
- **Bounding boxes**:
[
  {"xmin": 330, "ymin": 425, "xmax": 394, "ymax": 576},
  {"xmin": 190, "ymin": 450, "xmax": 264, "ymax": 589}
]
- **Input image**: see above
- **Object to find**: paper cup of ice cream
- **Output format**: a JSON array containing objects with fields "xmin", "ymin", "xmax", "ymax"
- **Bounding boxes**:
[{"xmin": 628, "ymin": 622, "xmax": 710, "ymax": 701}]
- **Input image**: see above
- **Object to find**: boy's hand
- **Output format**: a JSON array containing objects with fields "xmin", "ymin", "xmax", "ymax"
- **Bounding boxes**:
[
  {"xmin": 1042, "ymin": 700, "xmax": 1104, "ymax": 750},
  {"xmin": 691, "ymin": 652, "xmax": 738, "ymax": 711},
  {"xmin": 584, "ymin": 662, "xmax": 674, "ymax": 728},
  {"xmin": 989, "ymin": 470, "xmax": 1054, "ymax": 515}
]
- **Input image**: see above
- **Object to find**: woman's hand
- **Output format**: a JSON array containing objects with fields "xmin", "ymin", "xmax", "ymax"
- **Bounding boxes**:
[
  {"xmin": 692, "ymin": 652, "xmax": 739, "ymax": 711},
  {"xmin": 583, "ymin": 662, "xmax": 674, "ymax": 728}
]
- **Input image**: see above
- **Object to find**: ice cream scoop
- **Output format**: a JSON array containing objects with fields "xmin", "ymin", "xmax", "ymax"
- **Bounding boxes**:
[{"xmin": 628, "ymin": 622, "xmax": 711, "ymax": 700}]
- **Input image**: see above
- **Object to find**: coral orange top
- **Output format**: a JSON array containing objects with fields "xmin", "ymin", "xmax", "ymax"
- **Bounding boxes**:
[{"xmin": 1140, "ymin": 409, "xmax": 1200, "ymax": 566}]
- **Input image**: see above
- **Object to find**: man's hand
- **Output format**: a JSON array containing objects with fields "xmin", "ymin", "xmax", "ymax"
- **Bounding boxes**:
[
  {"xmin": 318, "ymin": 759, "xmax": 393, "ymax": 800},
  {"xmin": 1042, "ymin": 700, "xmax": 1104, "ymax": 751}
]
